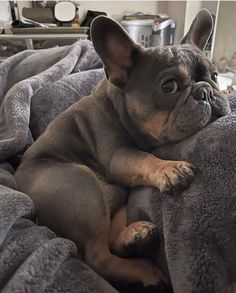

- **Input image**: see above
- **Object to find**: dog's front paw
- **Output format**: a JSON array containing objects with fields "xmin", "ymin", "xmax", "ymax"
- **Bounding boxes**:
[{"xmin": 152, "ymin": 160, "xmax": 195, "ymax": 194}]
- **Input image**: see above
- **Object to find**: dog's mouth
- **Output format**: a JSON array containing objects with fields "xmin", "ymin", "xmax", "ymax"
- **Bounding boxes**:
[
  {"xmin": 209, "ymin": 94, "xmax": 231, "ymax": 118},
  {"xmin": 189, "ymin": 82, "xmax": 231, "ymax": 120},
  {"xmin": 130, "ymin": 86, "xmax": 231, "ymax": 149},
  {"xmin": 189, "ymin": 81, "xmax": 231, "ymax": 118},
  {"xmin": 157, "ymin": 88, "xmax": 231, "ymax": 145}
]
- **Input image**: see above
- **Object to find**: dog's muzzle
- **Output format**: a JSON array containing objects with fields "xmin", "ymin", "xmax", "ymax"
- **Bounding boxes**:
[
  {"xmin": 192, "ymin": 81, "xmax": 213, "ymax": 102},
  {"xmin": 191, "ymin": 81, "xmax": 231, "ymax": 117}
]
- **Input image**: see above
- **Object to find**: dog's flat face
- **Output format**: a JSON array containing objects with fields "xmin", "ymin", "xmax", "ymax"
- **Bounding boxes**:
[
  {"xmin": 122, "ymin": 44, "xmax": 230, "ymax": 145},
  {"xmin": 91, "ymin": 10, "xmax": 231, "ymax": 147}
]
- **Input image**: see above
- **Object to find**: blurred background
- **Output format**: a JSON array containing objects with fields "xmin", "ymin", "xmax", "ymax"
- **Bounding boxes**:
[{"xmin": 0, "ymin": 0, "xmax": 235, "ymax": 91}]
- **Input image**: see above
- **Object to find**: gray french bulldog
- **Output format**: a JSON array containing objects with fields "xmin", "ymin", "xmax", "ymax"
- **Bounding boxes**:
[{"xmin": 15, "ymin": 9, "xmax": 230, "ymax": 290}]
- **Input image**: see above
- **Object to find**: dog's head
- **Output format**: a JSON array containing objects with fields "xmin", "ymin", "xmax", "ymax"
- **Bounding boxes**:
[{"xmin": 91, "ymin": 10, "xmax": 231, "ymax": 147}]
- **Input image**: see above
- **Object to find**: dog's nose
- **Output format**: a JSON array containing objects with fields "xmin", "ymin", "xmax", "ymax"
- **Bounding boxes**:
[{"xmin": 192, "ymin": 81, "xmax": 213, "ymax": 101}]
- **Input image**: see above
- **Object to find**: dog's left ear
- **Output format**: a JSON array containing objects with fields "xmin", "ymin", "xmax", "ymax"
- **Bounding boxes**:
[
  {"xmin": 181, "ymin": 9, "xmax": 213, "ymax": 51},
  {"xmin": 91, "ymin": 16, "xmax": 139, "ymax": 87}
]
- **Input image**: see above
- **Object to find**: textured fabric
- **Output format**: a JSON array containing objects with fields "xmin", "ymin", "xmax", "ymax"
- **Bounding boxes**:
[
  {"xmin": 30, "ymin": 69, "xmax": 103, "ymax": 139},
  {"xmin": 0, "ymin": 41, "xmax": 117, "ymax": 293},
  {"xmin": 128, "ymin": 93, "xmax": 236, "ymax": 293},
  {"xmin": 0, "ymin": 40, "xmax": 104, "ymax": 160},
  {"xmin": 0, "ymin": 186, "xmax": 116, "ymax": 293},
  {"xmin": 0, "ymin": 41, "xmax": 235, "ymax": 292}
]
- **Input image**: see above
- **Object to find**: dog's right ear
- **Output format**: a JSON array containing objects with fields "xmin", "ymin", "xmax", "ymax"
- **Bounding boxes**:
[{"xmin": 91, "ymin": 16, "xmax": 139, "ymax": 87}]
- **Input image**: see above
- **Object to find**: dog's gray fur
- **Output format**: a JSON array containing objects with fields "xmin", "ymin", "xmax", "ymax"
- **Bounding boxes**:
[
  {"xmin": 0, "ymin": 11, "xmax": 234, "ymax": 292},
  {"xmin": 14, "ymin": 9, "xmax": 232, "ymax": 291}
]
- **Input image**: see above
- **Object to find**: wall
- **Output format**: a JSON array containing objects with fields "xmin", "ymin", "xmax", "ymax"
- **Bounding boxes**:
[
  {"xmin": 16, "ymin": 1, "xmax": 158, "ymax": 21},
  {"xmin": 184, "ymin": 1, "xmax": 202, "ymax": 34},
  {"xmin": 213, "ymin": 1, "xmax": 236, "ymax": 61},
  {"xmin": 0, "ymin": 1, "xmax": 12, "ymax": 28},
  {"xmin": 157, "ymin": 1, "xmax": 186, "ymax": 43},
  {"xmin": 16, "ymin": 0, "xmax": 235, "ymax": 62},
  {"xmin": 184, "ymin": 1, "xmax": 218, "ymax": 34},
  {"xmin": 14, "ymin": 0, "xmax": 190, "ymax": 43},
  {"xmin": 17, "ymin": 1, "xmax": 31, "ymax": 17},
  {"xmin": 78, "ymin": 1, "xmax": 158, "ymax": 21},
  {"xmin": 158, "ymin": 1, "xmax": 220, "ymax": 45},
  {"xmin": 200, "ymin": 1, "xmax": 218, "ymax": 14}
]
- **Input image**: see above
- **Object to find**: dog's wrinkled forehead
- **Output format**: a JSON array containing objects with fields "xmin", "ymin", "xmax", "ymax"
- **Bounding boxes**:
[
  {"xmin": 91, "ymin": 9, "xmax": 214, "ymax": 86},
  {"xmin": 145, "ymin": 44, "xmax": 212, "ymax": 74}
]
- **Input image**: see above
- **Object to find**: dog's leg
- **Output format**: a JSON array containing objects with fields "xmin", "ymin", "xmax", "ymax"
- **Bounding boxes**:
[
  {"xmin": 85, "ymin": 241, "xmax": 166, "ymax": 288},
  {"xmin": 110, "ymin": 147, "xmax": 195, "ymax": 194},
  {"xmin": 109, "ymin": 206, "xmax": 127, "ymax": 250},
  {"xmin": 109, "ymin": 206, "xmax": 158, "ymax": 257},
  {"xmin": 16, "ymin": 162, "xmax": 165, "ymax": 288}
]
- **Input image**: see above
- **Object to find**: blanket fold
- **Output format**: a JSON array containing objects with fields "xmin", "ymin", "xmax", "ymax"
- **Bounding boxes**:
[
  {"xmin": 0, "ymin": 41, "xmax": 235, "ymax": 293},
  {"xmin": 0, "ymin": 40, "xmax": 103, "ymax": 161},
  {"xmin": 0, "ymin": 41, "xmax": 117, "ymax": 293},
  {"xmin": 128, "ymin": 94, "xmax": 236, "ymax": 293},
  {"xmin": 0, "ymin": 187, "xmax": 116, "ymax": 293}
]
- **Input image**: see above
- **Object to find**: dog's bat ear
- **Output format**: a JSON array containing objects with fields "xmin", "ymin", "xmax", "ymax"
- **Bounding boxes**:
[
  {"xmin": 181, "ymin": 9, "xmax": 213, "ymax": 51},
  {"xmin": 91, "ymin": 16, "xmax": 139, "ymax": 87}
]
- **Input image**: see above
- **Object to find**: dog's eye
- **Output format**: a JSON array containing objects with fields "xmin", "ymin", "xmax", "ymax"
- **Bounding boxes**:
[
  {"xmin": 161, "ymin": 79, "xmax": 178, "ymax": 94},
  {"xmin": 211, "ymin": 72, "xmax": 218, "ymax": 83}
]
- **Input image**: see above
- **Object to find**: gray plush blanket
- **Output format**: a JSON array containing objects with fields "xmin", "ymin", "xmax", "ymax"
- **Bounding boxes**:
[
  {"xmin": 0, "ymin": 41, "xmax": 235, "ymax": 293},
  {"xmin": 0, "ymin": 41, "xmax": 116, "ymax": 293},
  {"xmin": 128, "ymin": 94, "xmax": 236, "ymax": 293}
]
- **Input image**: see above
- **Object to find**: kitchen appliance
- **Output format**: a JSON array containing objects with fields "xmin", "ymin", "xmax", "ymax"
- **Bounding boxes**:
[
  {"xmin": 152, "ymin": 17, "xmax": 175, "ymax": 46},
  {"xmin": 120, "ymin": 13, "xmax": 175, "ymax": 48}
]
